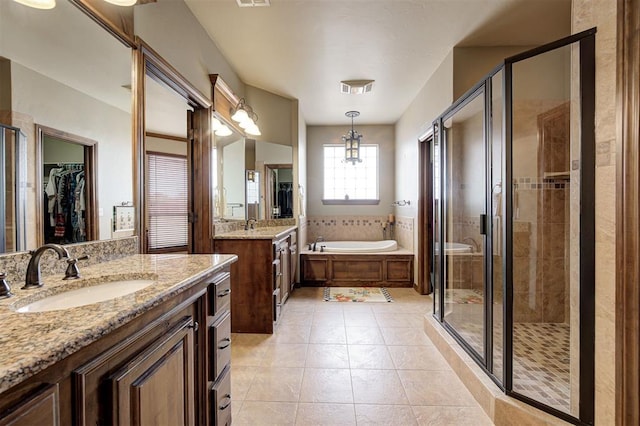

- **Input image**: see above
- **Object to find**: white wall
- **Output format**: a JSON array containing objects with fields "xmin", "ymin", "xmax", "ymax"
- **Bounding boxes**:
[
  {"xmin": 222, "ymin": 139, "xmax": 246, "ymax": 219},
  {"xmin": 307, "ymin": 124, "xmax": 395, "ymax": 216},
  {"xmin": 256, "ymin": 141, "xmax": 293, "ymax": 164}
]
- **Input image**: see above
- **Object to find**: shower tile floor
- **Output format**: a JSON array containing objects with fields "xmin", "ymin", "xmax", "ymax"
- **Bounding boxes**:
[{"xmin": 444, "ymin": 292, "xmax": 571, "ymax": 413}]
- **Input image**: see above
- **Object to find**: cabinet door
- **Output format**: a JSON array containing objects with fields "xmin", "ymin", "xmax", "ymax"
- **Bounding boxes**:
[
  {"xmin": 110, "ymin": 316, "xmax": 196, "ymax": 426},
  {"xmin": 0, "ymin": 384, "xmax": 59, "ymax": 426}
]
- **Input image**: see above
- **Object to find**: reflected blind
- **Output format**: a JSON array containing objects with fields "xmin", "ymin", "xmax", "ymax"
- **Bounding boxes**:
[{"xmin": 146, "ymin": 153, "xmax": 188, "ymax": 250}]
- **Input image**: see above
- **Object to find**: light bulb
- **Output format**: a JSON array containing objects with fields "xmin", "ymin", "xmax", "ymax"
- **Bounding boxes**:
[
  {"xmin": 103, "ymin": 0, "xmax": 137, "ymax": 5},
  {"xmin": 231, "ymin": 108, "xmax": 248, "ymax": 123},
  {"xmin": 212, "ymin": 117, "xmax": 222, "ymax": 131},
  {"xmin": 246, "ymin": 124, "xmax": 261, "ymax": 136},
  {"xmin": 12, "ymin": 0, "xmax": 56, "ymax": 9},
  {"xmin": 215, "ymin": 125, "xmax": 232, "ymax": 137}
]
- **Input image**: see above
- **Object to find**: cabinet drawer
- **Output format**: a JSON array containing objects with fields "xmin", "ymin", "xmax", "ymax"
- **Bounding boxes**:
[
  {"xmin": 208, "ymin": 272, "xmax": 231, "ymax": 317},
  {"xmin": 209, "ymin": 312, "xmax": 231, "ymax": 381},
  {"xmin": 210, "ymin": 365, "xmax": 231, "ymax": 426}
]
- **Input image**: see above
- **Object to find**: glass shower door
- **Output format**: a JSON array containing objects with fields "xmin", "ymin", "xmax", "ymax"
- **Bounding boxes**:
[{"xmin": 442, "ymin": 89, "xmax": 487, "ymax": 360}]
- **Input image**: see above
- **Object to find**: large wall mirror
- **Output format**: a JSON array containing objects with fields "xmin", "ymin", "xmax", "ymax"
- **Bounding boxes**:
[
  {"xmin": 213, "ymin": 125, "xmax": 292, "ymax": 221},
  {"xmin": 0, "ymin": 0, "xmax": 133, "ymax": 253}
]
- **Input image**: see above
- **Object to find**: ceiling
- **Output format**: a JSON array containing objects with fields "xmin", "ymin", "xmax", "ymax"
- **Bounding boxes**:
[{"xmin": 184, "ymin": 0, "xmax": 570, "ymax": 126}]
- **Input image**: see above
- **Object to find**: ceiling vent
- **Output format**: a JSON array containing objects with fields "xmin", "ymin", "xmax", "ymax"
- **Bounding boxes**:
[
  {"xmin": 340, "ymin": 80, "xmax": 374, "ymax": 95},
  {"xmin": 236, "ymin": 0, "xmax": 270, "ymax": 7}
]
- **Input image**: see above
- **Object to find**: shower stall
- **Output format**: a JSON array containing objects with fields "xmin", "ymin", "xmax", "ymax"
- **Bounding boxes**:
[
  {"xmin": 431, "ymin": 29, "xmax": 595, "ymax": 424},
  {"xmin": 0, "ymin": 123, "xmax": 27, "ymax": 253}
]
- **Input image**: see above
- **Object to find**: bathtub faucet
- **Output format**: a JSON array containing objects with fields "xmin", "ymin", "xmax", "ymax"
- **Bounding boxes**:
[
  {"xmin": 462, "ymin": 237, "xmax": 480, "ymax": 253},
  {"xmin": 312, "ymin": 236, "xmax": 324, "ymax": 252}
]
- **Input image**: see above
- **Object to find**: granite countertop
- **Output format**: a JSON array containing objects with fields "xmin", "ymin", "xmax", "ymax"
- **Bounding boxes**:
[
  {"xmin": 0, "ymin": 253, "xmax": 237, "ymax": 394},
  {"xmin": 214, "ymin": 225, "xmax": 297, "ymax": 240}
]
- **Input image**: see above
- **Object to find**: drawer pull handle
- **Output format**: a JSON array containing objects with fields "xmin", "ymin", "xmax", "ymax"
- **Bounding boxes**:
[
  {"xmin": 218, "ymin": 338, "xmax": 231, "ymax": 349},
  {"xmin": 219, "ymin": 394, "xmax": 231, "ymax": 410},
  {"xmin": 188, "ymin": 321, "xmax": 199, "ymax": 332},
  {"xmin": 217, "ymin": 289, "xmax": 231, "ymax": 298}
]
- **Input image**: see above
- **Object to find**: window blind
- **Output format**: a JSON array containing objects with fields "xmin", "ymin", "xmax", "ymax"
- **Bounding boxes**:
[{"xmin": 146, "ymin": 153, "xmax": 188, "ymax": 251}]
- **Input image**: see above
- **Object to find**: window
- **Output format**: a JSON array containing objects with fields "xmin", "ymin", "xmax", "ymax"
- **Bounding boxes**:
[
  {"xmin": 322, "ymin": 144, "xmax": 378, "ymax": 204},
  {"xmin": 146, "ymin": 152, "xmax": 188, "ymax": 251}
]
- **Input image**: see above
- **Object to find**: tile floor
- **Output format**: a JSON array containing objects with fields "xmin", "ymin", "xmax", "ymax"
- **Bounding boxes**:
[{"xmin": 230, "ymin": 287, "xmax": 493, "ymax": 425}]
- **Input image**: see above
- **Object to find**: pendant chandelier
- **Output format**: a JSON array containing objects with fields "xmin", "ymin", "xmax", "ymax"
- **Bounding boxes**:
[{"xmin": 343, "ymin": 111, "xmax": 363, "ymax": 164}]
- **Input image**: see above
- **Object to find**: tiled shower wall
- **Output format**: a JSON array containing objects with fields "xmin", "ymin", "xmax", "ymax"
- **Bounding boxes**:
[
  {"xmin": 306, "ymin": 215, "xmax": 414, "ymax": 251},
  {"xmin": 512, "ymin": 178, "xmax": 569, "ymax": 323}
]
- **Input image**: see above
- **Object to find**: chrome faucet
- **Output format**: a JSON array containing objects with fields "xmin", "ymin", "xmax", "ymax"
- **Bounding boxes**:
[
  {"xmin": 312, "ymin": 236, "xmax": 324, "ymax": 252},
  {"xmin": 23, "ymin": 244, "xmax": 70, "ymax": 289},
  {"xmin": 462, "ymin": 237, "xmax": 480, "ymax": 253}
]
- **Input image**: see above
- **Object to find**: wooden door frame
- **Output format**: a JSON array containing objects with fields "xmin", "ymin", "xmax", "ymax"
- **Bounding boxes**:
[
  {"xmin": 418, "ymin": 132, "xmax": 434, "ymax": 295},
  {"xmin": 616, "ymin": 0, "xmax": 640, "ymax": 423},
  {"xmin": 35, "ymin": 124, "xmax": 98, "ymax": 246},
  {"xmin": 133, "ymin": 38, "xmax": 213, "ymax": 254}
]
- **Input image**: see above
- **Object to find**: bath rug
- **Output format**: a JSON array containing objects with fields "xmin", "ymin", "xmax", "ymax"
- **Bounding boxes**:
[
  {"xmin": 323, "ymin": 287, "xmax": 393, "ymax": 303},
  {"xmin": 445, "ymin": 289, "xmax": 483, "ymax": 304}
]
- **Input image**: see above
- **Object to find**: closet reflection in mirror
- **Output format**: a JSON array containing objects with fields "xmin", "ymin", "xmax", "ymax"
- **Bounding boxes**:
[
  {"xmin": 0, "ymin": 0, "xmax": 133, "ymax": 252},
  {"xmin": 38, "ymin": 126, "xmax": 96, "ymax": 246},
  {"xmin": 266, "ymin": 165, "xmax": 293, "ymax": 219}
]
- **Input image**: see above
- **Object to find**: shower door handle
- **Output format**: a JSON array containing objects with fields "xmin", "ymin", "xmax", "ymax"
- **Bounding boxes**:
[{"xmin": 479, "ymin": 214, "xmax": 487, "ymax": 235}]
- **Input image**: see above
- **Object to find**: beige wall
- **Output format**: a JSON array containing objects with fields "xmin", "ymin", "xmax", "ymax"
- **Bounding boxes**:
[
  {"xmin": 12, "ymin": 63, "xmax": 132, "ymax": 242},
  {"xmin": 395, "ymin": 50, "xmax": 454, "ymax": 279},
  {"xmin": 453, "ymin": 46, "xmax": 534, "ymax": 100},
  {"xmin": 306, "ymin": 124, "xmax": 395, "ymax": 216},
  {"xmin": 572, "ymin": 0, "xmax": 617, "ymax": 424},
  {"xmin": 245, "ymin": 85, "xmax": 293, "ymax": 147},
  {"xmin": 134, "ymin": 1, "xmax": 244, "ymax": 98}
]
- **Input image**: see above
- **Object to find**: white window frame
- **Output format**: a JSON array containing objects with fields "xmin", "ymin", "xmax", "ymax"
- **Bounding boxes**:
[{"xmin": 322, "ymin": 144, "xmax": 379, "ymax": 205}]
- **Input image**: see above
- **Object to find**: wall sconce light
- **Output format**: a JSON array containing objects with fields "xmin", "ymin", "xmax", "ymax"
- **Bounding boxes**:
[
  {"xmin": 343, "ymin": 111, "xmax": 363, "ymax": 164},
  {"xmin": 231, "ymin": 98, "xmax": 261, "ymax": 136}
]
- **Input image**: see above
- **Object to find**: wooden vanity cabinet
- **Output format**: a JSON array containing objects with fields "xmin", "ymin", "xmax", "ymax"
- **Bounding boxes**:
[
  {"xmin": 215, "ymin": 229, "xmax": 296, "ymax": 334},
  {"xmin": 0, "ymin": 266, "xmax": 233, "ymax": 426}
]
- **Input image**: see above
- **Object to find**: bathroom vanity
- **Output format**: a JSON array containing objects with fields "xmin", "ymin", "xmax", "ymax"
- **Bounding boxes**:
[
  {"xmin": 214, "ymin": 225, "xmax": 297, "ymax": 334},
  {"xmin": 0, "ymin": 253, "xmax": 236, "ymax": 425}
]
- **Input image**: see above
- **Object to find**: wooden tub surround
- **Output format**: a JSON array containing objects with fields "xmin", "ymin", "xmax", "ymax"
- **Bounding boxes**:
[{"xmin": 301, "ymin": 247, "xmax": 414, "ymax": 287}]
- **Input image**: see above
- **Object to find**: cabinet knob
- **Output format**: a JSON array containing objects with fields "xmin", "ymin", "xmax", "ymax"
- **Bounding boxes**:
[{"xmin": 188, "ymin": 321, "xmax": 199, "ymax": 332}]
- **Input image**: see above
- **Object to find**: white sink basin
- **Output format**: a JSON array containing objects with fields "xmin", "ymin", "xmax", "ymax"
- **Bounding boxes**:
[{"xmin": 16, "ymin": 279, "xmax": 156, "ymax": 313}]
